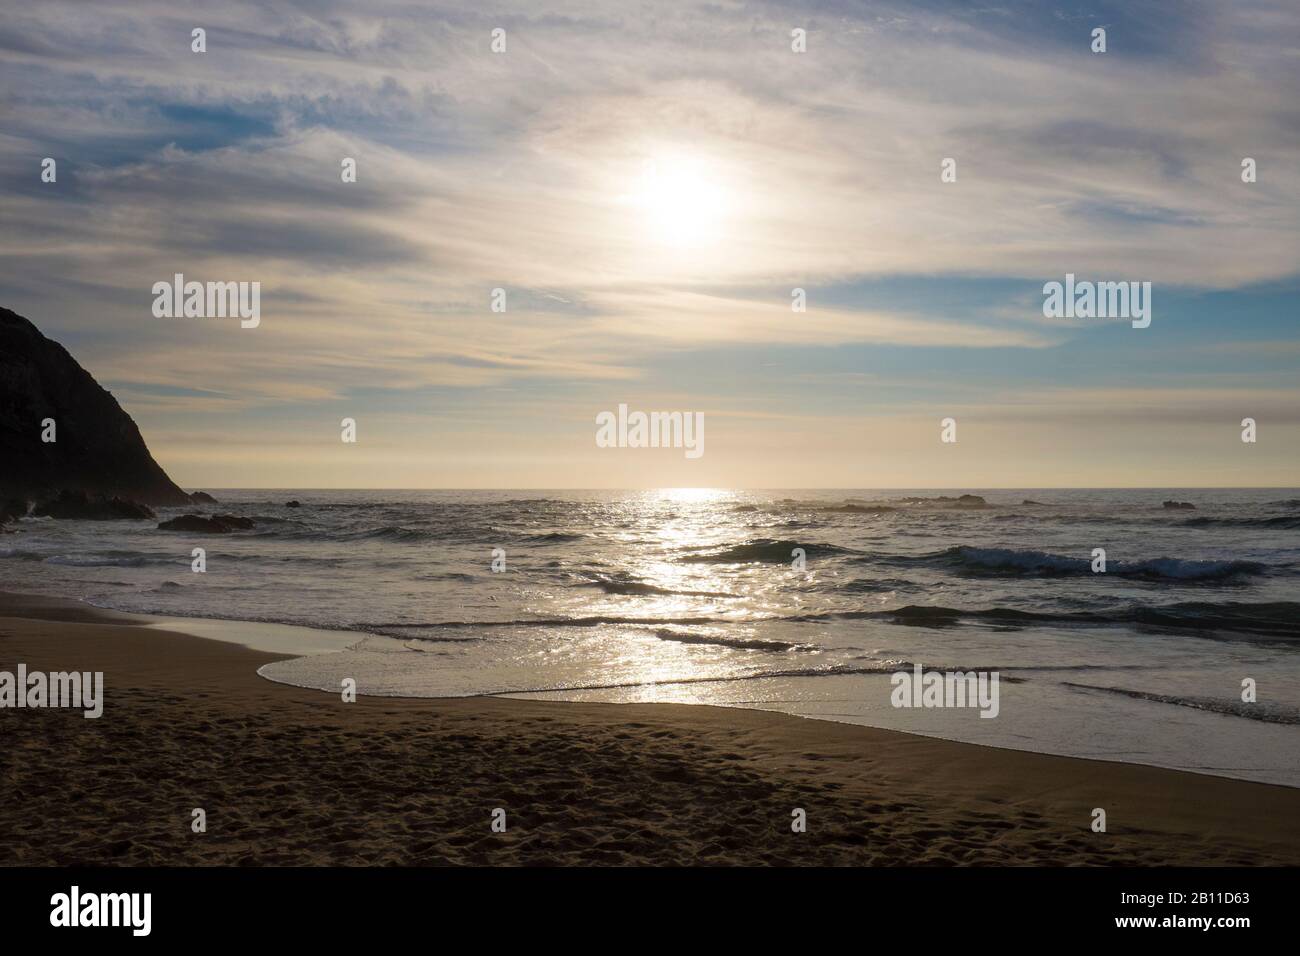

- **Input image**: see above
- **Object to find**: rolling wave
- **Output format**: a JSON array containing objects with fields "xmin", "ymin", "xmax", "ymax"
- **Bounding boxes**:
[
  {"xmin": 1, "ymin": 548, "xmax": 164, "ymax": 568},
  {"xmin": 1182, "ymin": 515, "xmax": 1300, "ymax": 530},
  {"xmin": 652, "ymin": 629, "xmax": 814, "ymax": 652},
  {"xmin": 907, "ymin": 546, "xmax": 1270, "ymax": 582},
  {"xmin": 1063, "ymin": 683, "xmax": 1300, "ymax": 725},
  {"xmin": 354, "ymin": 599, "xmax": 1300, "ymax": 645},
  {"xmin": 522, "ymin": 531, "xmax": 588, "ymax": 542},
  {"xmin": 680, "ymin": 538, "xmax": 857, "ymax": 563},
  {"xmin": 0, "ymin": 548, "xmax": 45, "ymax": 561},
  {"xmin": 339, "ymin": 525, "xmax": 434, "ymax": 543},
  {"xmin": 492, "ymin": 662, "xmax": 904, "ymax": 697},
  {"xmin": 359, "ymin": 614, "xmax": 729, "ymax": 630},
  {"xmin": 575, "ymin": 572, "xmax": 734, "ymax": 598},
  {"xmin": 778, "ymin": 601, "xmax": 1300, "ymax": 643},
  {"xmin": 43, "ymin": 553, "xmax": 155, "ymax": 568}
]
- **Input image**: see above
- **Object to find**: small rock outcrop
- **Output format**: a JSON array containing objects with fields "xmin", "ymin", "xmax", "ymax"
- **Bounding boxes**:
[
  {"xmin": 190, "ymin": 491, "xmax": 219, "ymax": 504},
  {"xmin": 32, "ymin": 489, "xmax": 155, "ymax": 520},
  {"xmin": 285, "ymin": 500, "xmax": 301, "ymax": 508},
  {"xmin": 0, "ymin": 497, "xmax": 28, "ymax": 526},
  {"xmin": 1162, "ymin": 500, "xmax": 1196, "ymax": 510}
]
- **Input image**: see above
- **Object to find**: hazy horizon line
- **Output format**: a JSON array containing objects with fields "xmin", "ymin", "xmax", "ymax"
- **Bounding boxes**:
[{"xmin": 177, "ymin": 485, "xmax": 1300, "ymax": 492}]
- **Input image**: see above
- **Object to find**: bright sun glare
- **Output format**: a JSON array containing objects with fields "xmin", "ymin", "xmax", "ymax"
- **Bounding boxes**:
[{"xmin": 635, "ymin": 154, "xmax": 728, "ymax": 248}]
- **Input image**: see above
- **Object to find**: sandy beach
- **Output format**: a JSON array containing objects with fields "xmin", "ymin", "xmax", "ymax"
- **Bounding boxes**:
[{"xmin": 3, "ymin": 591, "xmax": 1298, "ymax": 866}]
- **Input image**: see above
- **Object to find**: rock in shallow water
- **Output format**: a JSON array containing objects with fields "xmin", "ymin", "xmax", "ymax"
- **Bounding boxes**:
[
  {"xmin": 32, "ymin": 489, "xmax": 155, "ymax": 520},
  {"xmin": 0, "ymin": 497, "xmax": 29, "ymax": 525}
]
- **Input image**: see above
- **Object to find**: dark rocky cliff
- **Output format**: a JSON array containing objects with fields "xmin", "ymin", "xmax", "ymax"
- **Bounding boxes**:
[{"xmin": 0, "ymin": 306, "xmax": 192, "ymax": 506}]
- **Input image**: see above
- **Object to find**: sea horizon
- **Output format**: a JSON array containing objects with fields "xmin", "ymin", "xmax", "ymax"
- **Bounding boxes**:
[{"xmin": 139, "ymin": 485, "xmax": 1300, "ymax": 491}]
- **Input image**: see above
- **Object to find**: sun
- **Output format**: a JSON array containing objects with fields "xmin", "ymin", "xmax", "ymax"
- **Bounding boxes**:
[{"xmin": 634, "ymin": 154, "xmax": 728, "ymax": 248}]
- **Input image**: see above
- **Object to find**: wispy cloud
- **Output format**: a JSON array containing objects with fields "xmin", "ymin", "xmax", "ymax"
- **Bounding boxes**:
[{"xmin": 0, "ymin": 0, "xmax": 1296, "ymax": 485}]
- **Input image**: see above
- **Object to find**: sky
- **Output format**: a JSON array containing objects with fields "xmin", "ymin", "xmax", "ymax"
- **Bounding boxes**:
[{"xmin": 1, "ymin": 0, "xmax": 1297, "ymax": 489}]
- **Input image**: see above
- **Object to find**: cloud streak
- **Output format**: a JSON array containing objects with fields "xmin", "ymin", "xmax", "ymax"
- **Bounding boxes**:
[{"xmin": 0, "ymin": 0, "xmax": 1296, "ymax": 485}]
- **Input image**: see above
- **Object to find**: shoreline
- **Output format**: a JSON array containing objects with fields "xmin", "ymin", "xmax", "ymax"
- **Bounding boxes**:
[
  {"xmin": 57, "ymin": 592, "xmax": 1300, "ymax": 789},
  {"xmin": 20, "ymin": 591, "xmax": 1293, "ymax": 786},
  {"xmin": 2, "ymin": 590, "xmax": 1299, "ymax": 865}
]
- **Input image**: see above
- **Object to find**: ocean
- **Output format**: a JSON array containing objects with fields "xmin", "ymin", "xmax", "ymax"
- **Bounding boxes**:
[{"xmin": 3, "ymin": 488, "xmax": 1298, "ymax": 786}]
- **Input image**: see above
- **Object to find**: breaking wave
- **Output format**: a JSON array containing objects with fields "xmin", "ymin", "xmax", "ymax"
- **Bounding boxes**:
[
  {"xmin": 909, "ymin": 546, "xmax": 1269, "ymax": 582},
  {"xmin": 1063, "ymin": 683, "xmax": 1300, "ymax": 725},
  {"xmin": 680, "ymin": 539, "xmax": 857, "ymax": 563}
]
